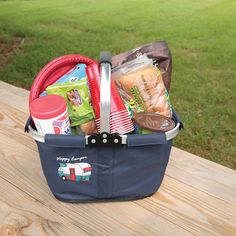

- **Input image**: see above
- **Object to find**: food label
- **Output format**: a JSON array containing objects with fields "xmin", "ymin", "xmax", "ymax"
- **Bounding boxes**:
[
  {"xmin": 129, "ymin": 86, "xmax": 146, "ymax": 112},
  {"xmin": 33, "ymin": 109, "xmax": 71, "ymax": 134},
  {"xmin": 52, "ymin": 112, "xmax": 71, "ymax": 135}
]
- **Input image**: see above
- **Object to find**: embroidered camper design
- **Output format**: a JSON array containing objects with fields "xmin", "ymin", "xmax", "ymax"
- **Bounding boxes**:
[{"xmin": 58, "ymin": 163, "xmax": 92, "ymax": 182}]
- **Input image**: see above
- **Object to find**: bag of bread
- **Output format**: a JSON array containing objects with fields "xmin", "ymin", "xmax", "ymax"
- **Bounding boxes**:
[
  {"xmin": 112, "ymin": 41, "xmax": 172, "ymax": 92},
  {"xmin": 112, "ymin": 55, "xmax": 172, "ymax": 117}
]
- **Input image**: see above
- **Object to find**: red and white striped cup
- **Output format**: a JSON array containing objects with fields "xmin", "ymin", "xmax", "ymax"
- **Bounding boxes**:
[{"xmin": 86, "ymin": 62, "xmax": 134, "ymax": 135}]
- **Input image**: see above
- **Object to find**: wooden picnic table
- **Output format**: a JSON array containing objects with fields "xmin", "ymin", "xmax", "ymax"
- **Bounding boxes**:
[{"xmin": 0, "ymin": 81, "xmax": 235, "ymax": 236}]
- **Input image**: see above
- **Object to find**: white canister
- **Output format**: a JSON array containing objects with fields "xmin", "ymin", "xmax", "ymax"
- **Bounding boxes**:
[{"xmin": 30, "ymin": 94, "xmax": 71, "ymax": 135}]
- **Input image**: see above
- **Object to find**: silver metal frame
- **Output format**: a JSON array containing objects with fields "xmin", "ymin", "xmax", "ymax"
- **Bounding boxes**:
[
  {"xmin": 27, "ymin": 122, "xmax": 180, "ymax": 144},
  {"xmin": 100, "ymin": 62, "xmax": 111, "ymax": 133}
]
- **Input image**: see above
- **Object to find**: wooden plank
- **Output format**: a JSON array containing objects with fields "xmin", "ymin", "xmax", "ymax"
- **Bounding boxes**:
[
  {"xmin": 0, "ymin": 81, "xmax": 29, "ymax": 113},
  {"xmin": 0, "ymin": 81, "xmax": 236, "ymax": 235},
  {"xmin": 137, "ymin": 176, "xmax": 236, "ymax": 236},
  {"xmin": 0, "ymin": 177, "xmax": 89, "ymax": 236},
  {"xmin": 167, "ymin": 148, "xmax": 236, "ymax": 203}
]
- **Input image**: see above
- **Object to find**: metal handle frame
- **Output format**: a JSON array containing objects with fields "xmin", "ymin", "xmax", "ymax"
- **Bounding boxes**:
[
  {"xmin": 99, "ymin": 61, "xmax": 111, "ymax": 133},
  {"xmin": 27, "ymin": 122, "xmax": 181, "ymax": 144}
]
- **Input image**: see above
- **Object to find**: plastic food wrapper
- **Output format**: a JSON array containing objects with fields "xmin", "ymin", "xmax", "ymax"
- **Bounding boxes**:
[
  {"xmin": 46, "ymin": 78, "xmax": 95, "ymax": 127},
  {"xmin": 112, "ymin": 41, "xmax": 172, "ymax": 92},
  {"xmin": 40, "ymin": 64, "xmax": 87, "ymax": 96},
  {"xmin": 112, "ymin": 55, "xmax": 172, "ymax": 118}
]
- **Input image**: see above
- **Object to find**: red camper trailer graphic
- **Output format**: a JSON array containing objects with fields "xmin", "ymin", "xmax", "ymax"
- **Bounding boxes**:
[{"xmin": 58, "ymin": 163, "xmax": 92, "ymax": 182}]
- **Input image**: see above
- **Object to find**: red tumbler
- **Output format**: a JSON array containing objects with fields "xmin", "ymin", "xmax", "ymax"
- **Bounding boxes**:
[{"xmin": 86, "ymin": 63, "xmax": 134, "ymax": 135}]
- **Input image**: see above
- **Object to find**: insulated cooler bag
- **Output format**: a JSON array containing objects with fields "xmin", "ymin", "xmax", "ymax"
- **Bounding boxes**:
[{"xmin": 25, "ymin": 52, "xmax": 183, "ymax": 202}]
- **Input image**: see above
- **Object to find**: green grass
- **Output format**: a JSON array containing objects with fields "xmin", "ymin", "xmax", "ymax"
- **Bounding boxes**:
[{"xmin": 0, "ymin": 0, "xmax": 235, "ymax": 169}]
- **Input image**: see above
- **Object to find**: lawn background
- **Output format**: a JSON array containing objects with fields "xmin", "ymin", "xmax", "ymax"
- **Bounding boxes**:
[{"xmin": 0, "ymin": 0, "xmax": 235, "ymax": 169}]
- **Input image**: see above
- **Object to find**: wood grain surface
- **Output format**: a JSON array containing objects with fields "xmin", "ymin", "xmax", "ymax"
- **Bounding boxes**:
[{"xmin": 0, "ymin": 81, "xmax": 235, "ymax": 236}]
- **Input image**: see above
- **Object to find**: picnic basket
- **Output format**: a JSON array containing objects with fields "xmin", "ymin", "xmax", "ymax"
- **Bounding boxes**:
[{"xmin": 25, "ymin": 51, "xmax": 183, "ymax": 202}]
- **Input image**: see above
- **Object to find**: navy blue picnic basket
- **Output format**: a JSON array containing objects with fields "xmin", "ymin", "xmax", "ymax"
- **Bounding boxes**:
[{"xmin": 26, "ymin": 51, "xmax": 183, "ymax": 202}]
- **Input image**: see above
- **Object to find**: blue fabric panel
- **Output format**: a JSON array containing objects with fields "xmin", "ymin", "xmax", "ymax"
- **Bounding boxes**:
[
  {"xmin": 36, "ymin": 139, "xmax": 172, "ymax": 201},
  {"xmin": 37, "ymin": 142, "xmax": 98, "ymax": 200},
  {"xmin": 96, "ymin": 147, "xmax": 113, "ymax": 198},
  {"xmin": 45, "ymin": 134, "xmax": 86, "ymax": 148},
  {"xmin": 127, "ymin": 132, "xmax": 167, "ymax": 146},
  {"xmin": 112, "ymin": 141, "xmax": 172, "ymax": 198}
]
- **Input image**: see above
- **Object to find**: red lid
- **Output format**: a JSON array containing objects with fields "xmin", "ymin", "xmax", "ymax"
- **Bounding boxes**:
[{"xmin": 30, "ymin": 94, "xmax": 67, "ymax": 119}]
